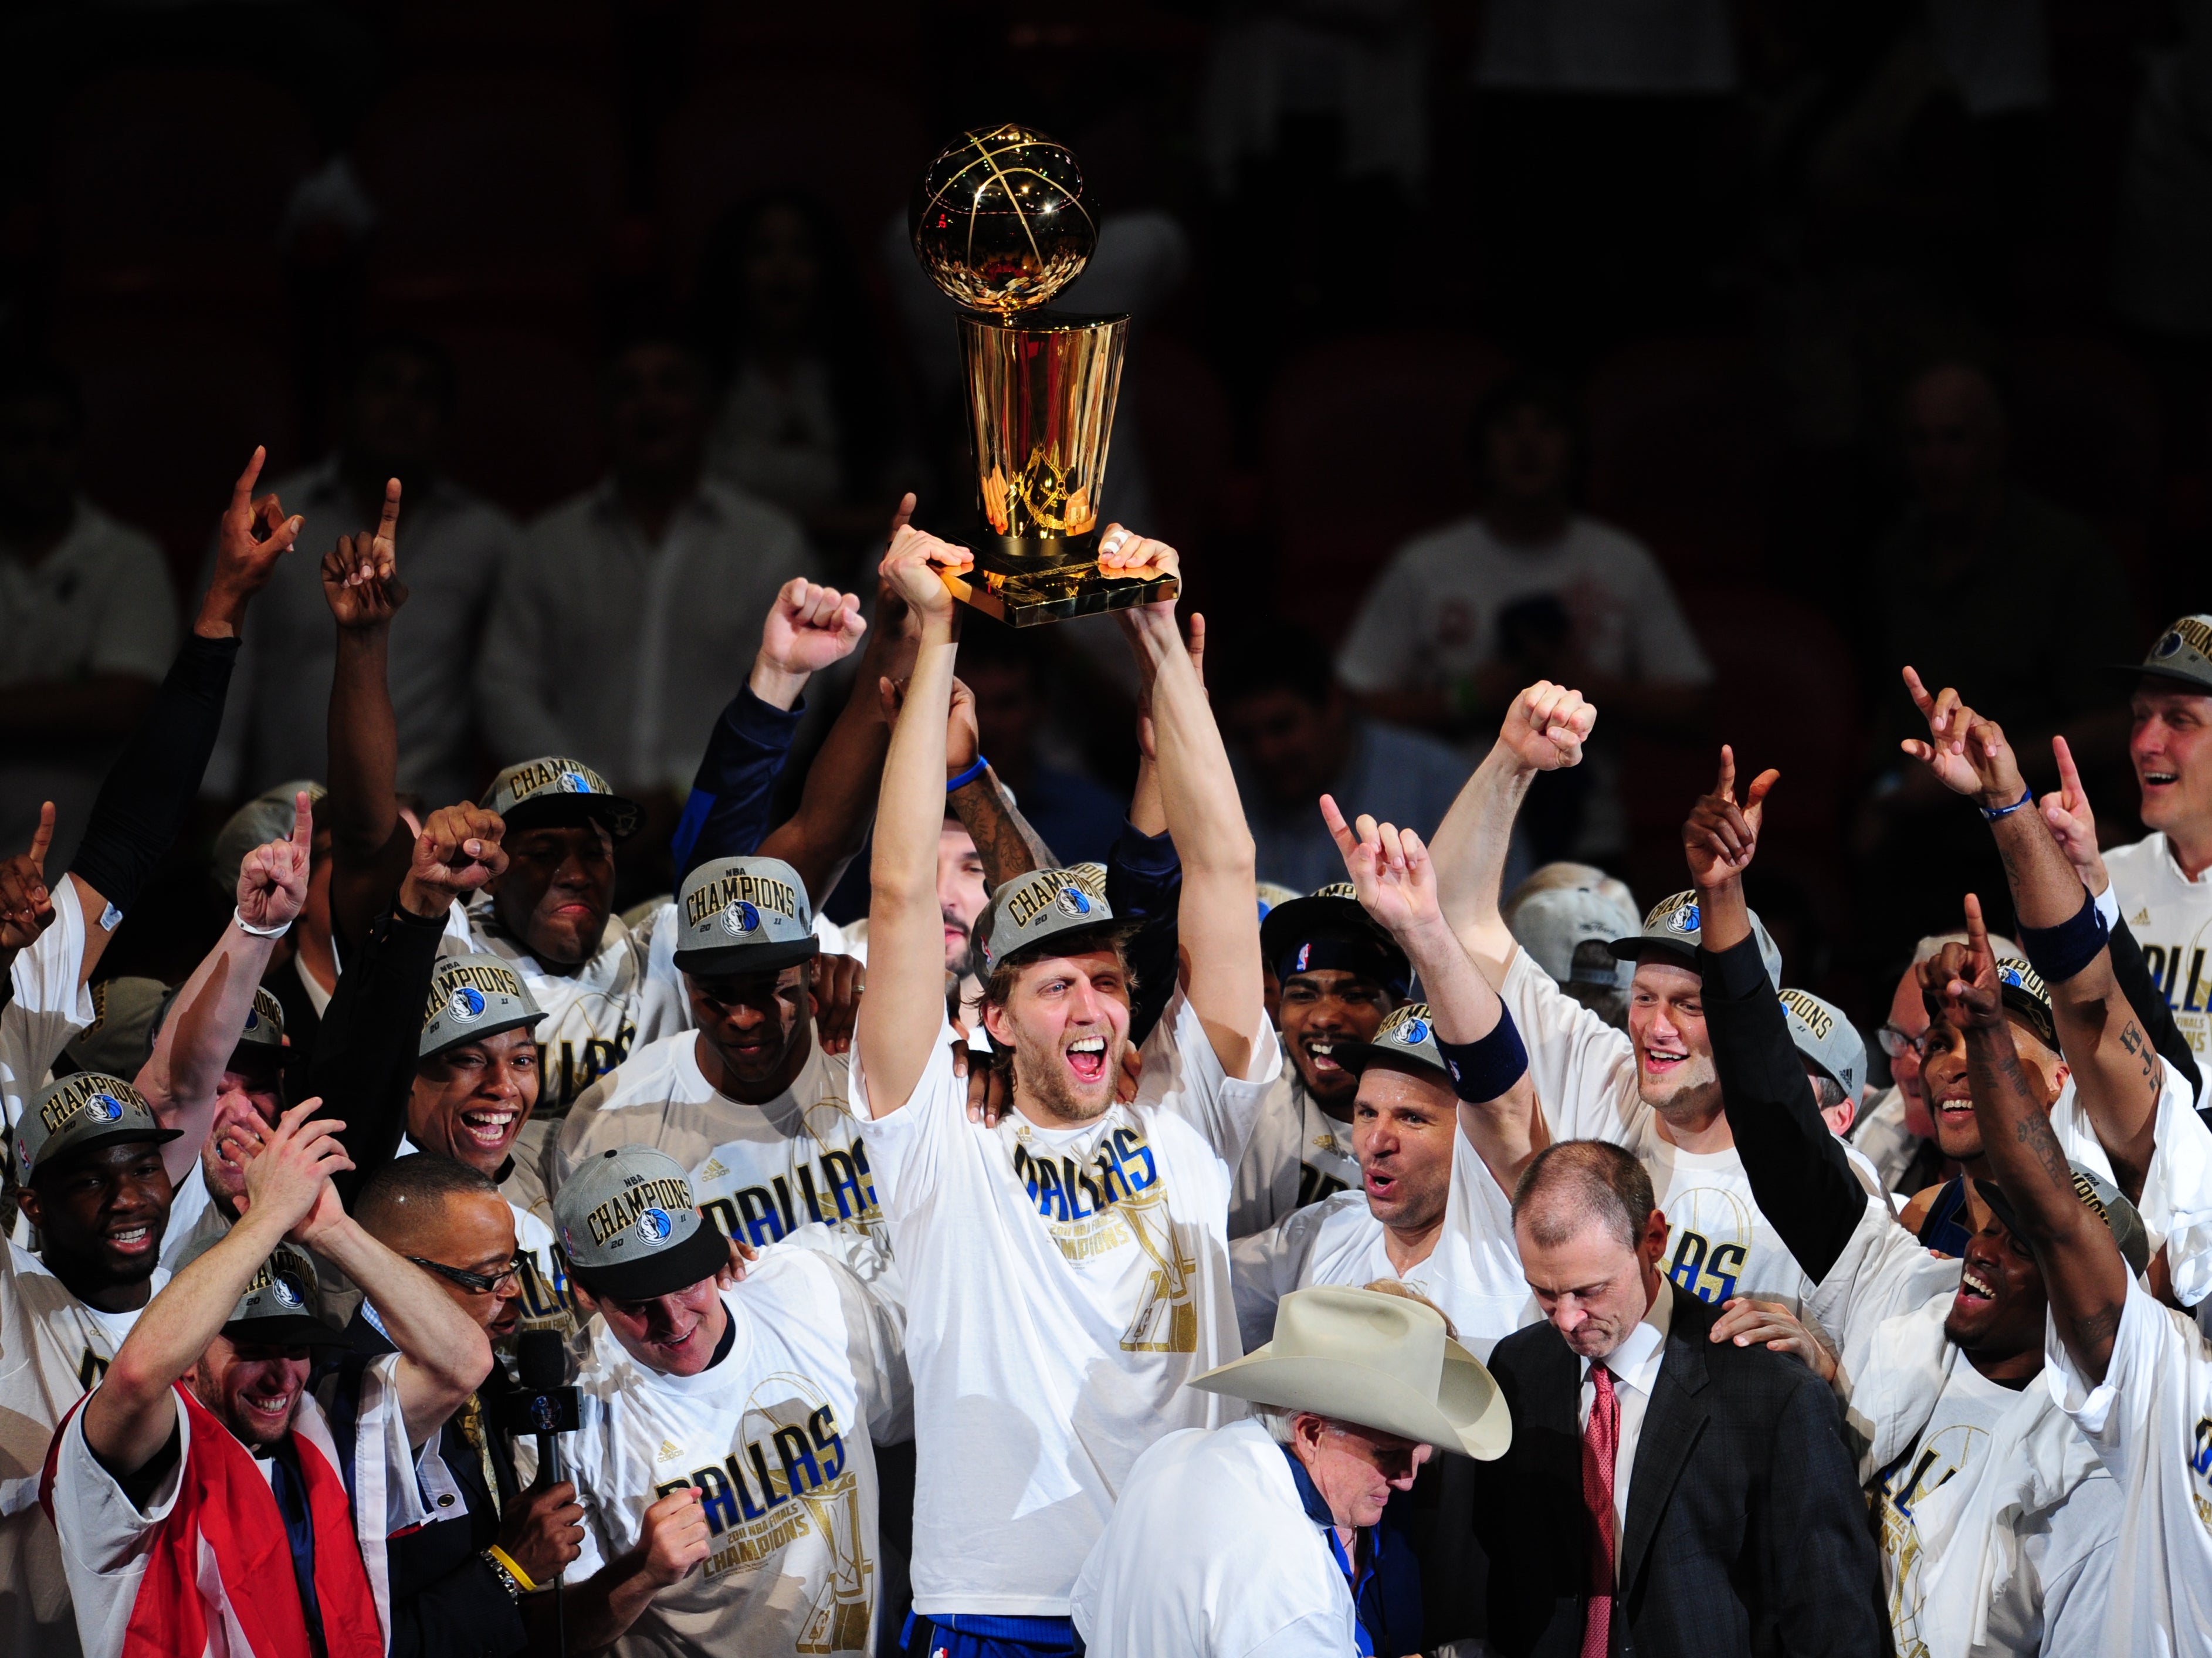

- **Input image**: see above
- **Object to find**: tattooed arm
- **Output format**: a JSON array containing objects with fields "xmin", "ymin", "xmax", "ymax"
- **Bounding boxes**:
[
  {"xmin": 1940, "ymin": 895, "xmax": 2130, "ymax": 1380},
  {"xmin": 1898, "ymin": 669, "xmax": 2160, "ymax": 1193}
]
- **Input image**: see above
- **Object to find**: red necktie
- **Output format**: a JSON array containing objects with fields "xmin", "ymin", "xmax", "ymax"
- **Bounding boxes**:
[{"xmin": 1581, "ymin": 1363, "xmax": 1619, "ymax": 1658}]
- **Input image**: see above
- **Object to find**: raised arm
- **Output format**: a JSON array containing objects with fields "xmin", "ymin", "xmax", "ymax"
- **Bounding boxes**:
[
  {"xmin": 1323, "ymin": 796, "xmax": 1541, "ymax": 1186},
  {"xmin": 1900, "ymin": 669, "xmax": 2158, "ymax": 1192},
  {"xmin": 1940, "ymin": 894, "xmax": 2131, "ymax": 1381},
  {"xmin": 320, "ymin": 482, "xmax": 415, "ymax": 948},
  {"xmin": 138, "ymin": 792, "xmax": 314, "ymax": 1186},
  {"xmin": 1110, "ymin": 529, "xmax": 1264, "ymax": 1078},
  {"xmin": 1686, "ymin": 748, "xmax": 1868, "ymax": 1283},
  {"xmin": 673, "ymin": 574, "xmax": 868, "ymax": 878},
  {"xmin": 82, "ymin": 1098, "xmax": 349, "ymax": 1474},
  {"xmin": 288, "ymin": 1187, "xmax": 492, "ymax": 1444},
  {"xmin": 1431, "ymin": 681, "xmax": 1596, "ymax": 979},
  {"xmin": 58, "ymin": 447, "xmax": 297, "ymax": 984},
  {"xmin": 854, "ymin": 527, "xmax": 972, "ymax": 1115}
]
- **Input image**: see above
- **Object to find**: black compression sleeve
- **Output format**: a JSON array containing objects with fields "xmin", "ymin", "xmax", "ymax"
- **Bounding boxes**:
[
  {"xmin": 69, "ymin": 634, "xmax": 240, "ymax": 916},
  {"xmin": 1699, "ymin": 935, "xmax": 1869, "ymax": 1284},
  {"xmin": 309, "ymin": 900, "xmax": 450, "ymax": 1205}
]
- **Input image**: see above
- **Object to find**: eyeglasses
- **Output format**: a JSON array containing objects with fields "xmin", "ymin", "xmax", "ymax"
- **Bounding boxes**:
[
  {"xmin": 1876, "ymin": 1025, "xmax": 1930, "ymax": 1061},
  {"xmin": 408, "ymin": 1254, "xmax": 525, "ymax": 1296}
]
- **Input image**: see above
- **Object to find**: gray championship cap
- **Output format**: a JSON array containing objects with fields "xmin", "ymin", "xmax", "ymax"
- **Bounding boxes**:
[
  {"xmin": 482, "ymin": 756, "xmax": 643, "ymax": 842},
  {"xmin": 975, "ymin": 868, "xmax": 1120, "ymax": 974},
  {"xmin": 2117, "ymin": 614, "xmax": 2212, "ymax": 696},
  {"xmin": 1610, "ymin": 889, "xmax": 1783, "ymax": 987},
  {"xmin": 1991, "ymin": 957, "xmax": 2058, "ymax": 1052},
  {"xmin": 1337, "ymin": 1002, "xmax": 1449, "ymax": 1080},
  {"xmin": 180, "ymin": 1236, "xmax": 359, "ymax": 1349},
  {"xmin": 673, "ymin": 855, "xmax": 821, "ymax": 978},
  {"xmin": 1978, "ymin": 1163, "xmax": 2151, "ymax": 1278},
  {"xmin": 210, "ymin": 780, "xmax": 324, "ymax": 895},
  {"xmin": 553, "ymin": 1145, "xmax": 730, "ymax": 1301},
  {"xmin": 420, "ymin": 953, "xmax": 543, "ymax": 1061},
  {"xmin": 17, "ymin": 1071, "xmax": 179, "ymax": 1182},
  {"xmin": 1513, "ymin": 885, "xmax": 1640, "ymax": 992},
  {"xmin": 1777, "ymin": 987, "xmax": 1867, "ymax": 1098}
]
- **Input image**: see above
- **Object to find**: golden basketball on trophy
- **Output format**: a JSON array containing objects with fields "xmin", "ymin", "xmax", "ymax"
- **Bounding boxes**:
[{"xmin": 911, "ymin": 123, "xmax": 1180, "ymax": 625}]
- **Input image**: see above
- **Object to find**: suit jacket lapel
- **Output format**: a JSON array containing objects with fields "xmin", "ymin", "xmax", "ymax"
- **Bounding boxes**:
[{"xmin": 1618, "ymin": 1287, "xmax": 1712, "ymax": 1598}]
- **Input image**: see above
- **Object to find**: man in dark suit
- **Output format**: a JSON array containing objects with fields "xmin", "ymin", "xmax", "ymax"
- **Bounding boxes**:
[{"xmin": 1471, "ymin": 1140, "xmax": 1881, "ymax": 1657}]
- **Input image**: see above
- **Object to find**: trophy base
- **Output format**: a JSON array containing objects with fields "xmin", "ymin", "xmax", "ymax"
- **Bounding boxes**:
[{"xmin": 942, "ymin": 530, "xmax": 1177, "ymax": 627}]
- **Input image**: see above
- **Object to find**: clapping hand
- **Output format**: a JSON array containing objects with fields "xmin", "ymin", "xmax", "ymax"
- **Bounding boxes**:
[
  {"xmin": 231, "ymin": 1098, "xmax": 354, "ymax": 1243},
  {"xmin": 236, "ymin": 790, "xmax": 314, "ymax": 932}
]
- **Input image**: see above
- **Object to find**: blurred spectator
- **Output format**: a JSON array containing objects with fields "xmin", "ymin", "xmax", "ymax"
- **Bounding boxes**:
[
  {"xmin": 695, "ymin": 190, "xmax": 916, "ymax": 560},
  {"xmin": 0, "ymin": 357, "xmax": 178, "ymax": 865},
  {"xmin": 2113, "ymin": 1, "xmax": 2212, "ymax": 436},
  {"xmin": 1218, "ymin": 622, "xmax": 1470, "ymax": 894},
  {"xmin": 957, "ymin": 620, "xmax": 1126, "ymax": 868},
  {"xmin": 1502, "ymin": 860, "xmax": 1638, "ymax": 1027},
  {"xmin": 204, "ymin": 336, "xmax": 516, "ymax": 813},
  {"xmin": 476, "ymin": 334, "xmax": 811, "ymax": 821},
  {"xmin": 1865, "ymin": 362, "xmax": 2138, "ymax": 763},
  {"xmin": 1337, "ymin": 373, "xmax": 1712, "ymax": 863}
]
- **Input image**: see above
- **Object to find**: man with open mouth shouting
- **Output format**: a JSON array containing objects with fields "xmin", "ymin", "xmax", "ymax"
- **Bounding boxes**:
[
  {"xmin": 1227, "ymin": 881, "xmax": 1411, "ymax": 1238},
  {"xmin": 852, "ymin": 521, "xmax": 1277, "ymax": 1658}
]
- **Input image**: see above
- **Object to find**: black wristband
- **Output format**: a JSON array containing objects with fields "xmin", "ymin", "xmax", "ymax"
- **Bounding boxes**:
[
  {"xmin": 2018, "ymin": 887, "xmax": 2108, "ymax": 986},
  {"xmin": 1435, "ymin": 1006, "xmax": 1528, "ymax": 1104}
]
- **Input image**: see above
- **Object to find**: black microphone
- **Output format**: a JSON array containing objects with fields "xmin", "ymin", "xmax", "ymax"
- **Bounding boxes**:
[{"xmin": 501, "ymin": 1329, "xmax": 581, "ymax": 1655}]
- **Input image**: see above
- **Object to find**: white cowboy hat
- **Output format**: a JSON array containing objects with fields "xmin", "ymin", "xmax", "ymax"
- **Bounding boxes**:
[{"xmin": 1190, "ymin": 1285, "xmax": 1512, "ymax": 1461}]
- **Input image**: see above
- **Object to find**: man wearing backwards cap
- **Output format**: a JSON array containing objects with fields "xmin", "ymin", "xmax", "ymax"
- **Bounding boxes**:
[
  {"xmin": 1073, "ymin": 1284, "xmax": 1510, "ymax": 1658},
  {"xmin": 1692, "ymin": 780, "xmax": 2128, "ymax": 1654},
  {"xmin": 1935, "ymin": 894, "xmax": 2212, "ymax": 1658},
  {"xmin": 2104, "ymin": 613, "xmax": 2212, "ymax": 1065},
  {"xmin": 1235, "ymin": 807, "xmax": 1547, "ymax": 1363},
  {"xmin": 1428, "ymin": 689, "xmax": 1847, "ymax": 1312},
  {"xmin": 1228, "ymin": 881, "xmax": 1410, "ymax": 1238},
  {"xmin": 854, "ymin": 523, "xmax": 1278, "ymax": 1658},
  {"xmin": 554, "ymin": 854, "xmax": 889, "ymax": 1271},
  {"xmin": 546, "ymin": 1145, "xmax": 907, "ymax": 1656},
  {"xmin": 0, "ymin": 803, "xmax": 314, "ymax": 1658},
  {"xmin": 1895, "ymin": 671, "xmax": 2202, "ymax": 1253},
  {"xmin": 43, "ymin": 1096, "xmax": 492, "ymax": 1658}
]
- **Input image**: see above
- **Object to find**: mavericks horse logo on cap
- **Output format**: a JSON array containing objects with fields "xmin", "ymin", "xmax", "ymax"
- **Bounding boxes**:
[
  {"xmin": 1665, "ymin": 902, "xmax": 1701, "ymax": 935},
  {"xmin": 1401, "ymin": 1017, "xmax": 1430, "ymax": 1045},
  {"xmin": 557, "ymin": 770, "xmax": 594, "ymax": 794},
  {"xmin": 720, "ymin": 900, "xmax": 761, "ymax": 936},
  {"xmin": 1054, "ymin": 886, "xmax": 1093, "ymax": 920},
  {"xmin": 635, "ymin": 1207, "xmax": 674, "ymax": 1244},
  {"xmin": 92, "ymin": 1092, "xmax": 125, "ymax": 1122},
  {"xmin": 447, "ymin": 985, "xmax": 486, "ymax": 1023},
  {"xmin": 270, "ymin": 1273, "xmax": 306, "ymax": 1310}
]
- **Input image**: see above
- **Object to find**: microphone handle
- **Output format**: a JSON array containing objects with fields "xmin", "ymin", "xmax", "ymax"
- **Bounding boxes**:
[{"xmin": 533, "ymin": 1429, "xmax": 567, "ymax": 1658}]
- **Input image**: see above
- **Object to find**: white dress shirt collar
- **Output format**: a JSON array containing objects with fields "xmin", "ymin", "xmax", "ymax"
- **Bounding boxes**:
[{"xmin": 1582, "ymin": 1277, "xmax": 1672, "ymax": 1393}]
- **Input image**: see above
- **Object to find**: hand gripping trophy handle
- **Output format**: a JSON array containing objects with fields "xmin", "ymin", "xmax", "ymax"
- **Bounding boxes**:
[{"xmin": 912, "ymin": 123, "xmax": 1180, "ymax": 627}]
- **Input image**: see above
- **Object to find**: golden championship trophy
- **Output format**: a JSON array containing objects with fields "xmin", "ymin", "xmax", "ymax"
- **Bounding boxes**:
[{"xmin": 911, "ymin": 124, "xmax": 1180, "ymax": 625}]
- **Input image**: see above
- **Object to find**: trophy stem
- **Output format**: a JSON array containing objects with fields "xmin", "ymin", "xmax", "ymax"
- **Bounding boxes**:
[{"xmin": 960, "ymin": 309, "xmax": 1127, "ymax": 576}]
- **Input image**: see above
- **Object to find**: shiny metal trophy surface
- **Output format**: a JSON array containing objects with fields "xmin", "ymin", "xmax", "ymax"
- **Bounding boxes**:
[{"xmin": 911, "ymin": 123, "xmax": 1178, "ymax": 625}]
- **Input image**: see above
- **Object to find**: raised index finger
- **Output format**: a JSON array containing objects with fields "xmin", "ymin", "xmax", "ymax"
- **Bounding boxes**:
[
  {"xmin": 1714, "ymin": 744, "xmax": 1737, "ymax": 803},
  {"xmin": 2052, "ymin": 734, "xmax": 2085, "ymax": 804},
  {"xmin": 229, "ymin": 445, "xmax": 267, "ymax": 516},
  {"xmin": 290, "ymin": 790, "xmax": 315, "ymax": 857},
  {"xmin": 1961, "ymin": 892, "xmax": 1991, "ymax": 967},
  {"xmin": 25, "ymin": 801, "xmax": 53, "ymax": 874},
  {"xmin": 1318, "ymin": 793, "xmax": 1359, "ymax": 857}
]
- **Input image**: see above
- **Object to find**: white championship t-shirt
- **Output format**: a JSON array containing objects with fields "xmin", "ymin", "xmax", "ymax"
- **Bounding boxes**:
[
  {"xmin": 0, "ymin": 873, "xmax": 96, "ymax": 1164},
  {"xmin": 552, "ymin": 1030, "xmax": 886, "ymax": 1265},
  {"xmin": 1231, "ymin": 1117, "xmax": 1536, "ymax": 1361},
  {"xmin": 1227, "ymin": 1057, "xmax": 1363, "ymax": 1240},
  {"xmin": 0, "ymin": 1244, "xmax": 165, "ymax": 1658},
  {"xmin": 2107, "ymin": 832, "xmax": 2212, "ymax": 1066},
  {"xmin": 853, "ymin": 989, "xmax": 1279, "ymax": 1615},
  {"xmin": 561, "ymin": 1247, "xmax": 908, "ymax": 1658},
  {"xmin": 450, "ymin": 894, "xmax": 691, "ymax": 1117},
  {"xmin": 1502, "ymin": 949, "xmax": 1866, "ymax": 1311},
  {"xmin": 2045, "ymin": 1280, "xmax": 2212, "ymax": 1657}
]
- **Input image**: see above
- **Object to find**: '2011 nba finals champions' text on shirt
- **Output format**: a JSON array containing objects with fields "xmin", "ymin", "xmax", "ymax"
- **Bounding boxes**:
[{"xmin": 1009, "ymin": 1119, "xmax": 1200, "ymax": 1353}]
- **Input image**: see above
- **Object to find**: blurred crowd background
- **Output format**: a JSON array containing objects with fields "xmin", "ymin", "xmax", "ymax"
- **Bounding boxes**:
[{"xmin": 0, "ymin": 0, "xmax": 2201, "ymax": 1085}]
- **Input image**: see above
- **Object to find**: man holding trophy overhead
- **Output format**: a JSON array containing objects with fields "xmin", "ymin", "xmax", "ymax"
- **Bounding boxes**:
[{"xmin": 909, "ymin": 123, "xmax": 1180, "ymax": 626}]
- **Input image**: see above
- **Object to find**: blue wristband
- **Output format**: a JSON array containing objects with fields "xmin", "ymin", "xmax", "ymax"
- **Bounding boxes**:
[
  {"xmin": 947, "ymin": 756, "xmax": 990, "ymax": 793},
  {"xmin": 1435, "ymin": 1007, "xmax": 1529, "ymax": 1104},
  {"xmin": 1980, "ymin": 788, "xmax": 2034, "ymax": 821},
  {"xmin": 2018, "ymin": 888, "xmax": 2109, "ymax": 985}
]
